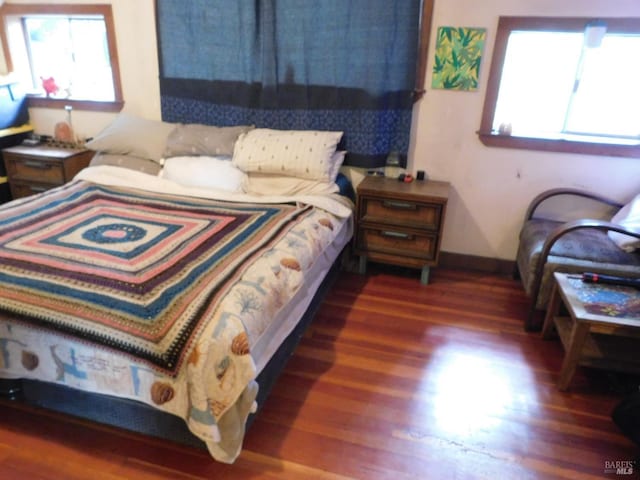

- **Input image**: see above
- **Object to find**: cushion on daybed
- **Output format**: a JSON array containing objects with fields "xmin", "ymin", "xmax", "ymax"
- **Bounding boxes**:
[
  {"xmin": 517, "ymin": 218, "xmax": 640, "ymax": 308},
  {"xmin": 609, "ymin": 193, "xmax": 640, "ymax": 252},
  {"xmin": 520, "ymin": 219, "xmax": 638, "ymax": 266}
]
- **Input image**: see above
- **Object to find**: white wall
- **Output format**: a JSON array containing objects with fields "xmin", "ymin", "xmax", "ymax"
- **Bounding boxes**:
[
  {"xmin": 410, "ymin": 0, "xmax": 640, "ymax": 260},
  {"xmin": 0, "ymin": 0, "xmax": 161, "ymax": 139},
  {"xmin": 4, "ymin": 0, "xmax": 640, "ymax": 261}
]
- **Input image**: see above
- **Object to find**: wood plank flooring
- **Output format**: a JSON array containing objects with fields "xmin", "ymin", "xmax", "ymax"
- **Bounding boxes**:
[{"xmin": 1, "ymin": 266, "xmax": 638, "ymax": 479}]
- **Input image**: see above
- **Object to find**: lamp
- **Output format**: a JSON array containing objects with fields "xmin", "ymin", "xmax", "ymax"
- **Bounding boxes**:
[
  {"xmin": 53, "ymin": 105, "xmax": 75, "ymax": 144},
  {"xmin": 584, "ymin": 20, "xmax": 607, "ymax": 48}
]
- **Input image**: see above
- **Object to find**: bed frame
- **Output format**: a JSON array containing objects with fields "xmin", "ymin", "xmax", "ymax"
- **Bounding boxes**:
[{"xmin": 0, "ymin": 256, "xmax": 343, "ymax": 449}]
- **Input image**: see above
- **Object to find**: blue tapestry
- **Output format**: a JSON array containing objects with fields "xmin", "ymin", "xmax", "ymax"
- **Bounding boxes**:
[{"xmin": 155, "ymin": 0, "xmax": 421, "ymax": 168}]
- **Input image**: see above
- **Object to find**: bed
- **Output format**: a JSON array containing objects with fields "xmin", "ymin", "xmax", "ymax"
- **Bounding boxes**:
[{"xmin": 0, "ymin": 115, "xmax": 354, "ymax": 463}]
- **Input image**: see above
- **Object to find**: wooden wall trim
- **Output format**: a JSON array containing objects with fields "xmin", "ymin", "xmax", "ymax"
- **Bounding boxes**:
[{"xmin": 439, "ymin": 251, "xmax": 515, "ymax": 275}]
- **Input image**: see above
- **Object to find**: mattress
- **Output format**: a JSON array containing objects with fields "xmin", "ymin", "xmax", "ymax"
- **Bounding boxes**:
[{"xmin": 0, "ymin": 165, "xmax": 353, "ymax": 462}]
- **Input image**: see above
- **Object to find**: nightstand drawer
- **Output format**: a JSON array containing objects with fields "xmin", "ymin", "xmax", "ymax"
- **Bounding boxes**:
[
  {"xmin": 357, "ymin": 226, "xmax": 437, "ymax": 260},
  {"xmin": 8, "ymin": 156, "xmax": 65, "ymax": 184},
  {"xmin": 10, "ymin": 182, "xmax": 54, "ymax": 198},
  {"xmin": 361, "ymin": 197, "xmax": 442, "ymax": 231}
]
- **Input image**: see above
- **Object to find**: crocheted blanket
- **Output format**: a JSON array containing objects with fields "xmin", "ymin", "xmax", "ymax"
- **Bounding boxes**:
[{"xmin": 0, "ymin": 181, "xmax": 311, "ymax": 375}]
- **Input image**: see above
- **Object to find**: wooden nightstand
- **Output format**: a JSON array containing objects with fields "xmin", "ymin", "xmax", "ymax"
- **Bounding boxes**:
[
  {"xmin": 354, "ymin": 175, "xmax": 450, "ymax": 284},
  {"xmin": 0, "ymin": 125, "xmax": 34, "ymax": 204},
  {"xmin": 2, "ymin": 144, "xmax": 93, "ymax": 200}
]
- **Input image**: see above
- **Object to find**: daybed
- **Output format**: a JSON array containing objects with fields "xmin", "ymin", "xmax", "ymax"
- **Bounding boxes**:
[
  {"xmin": 0, "ymin": 115, "xmax": 354, "ymax": 463},
  {"xmin": 516, "ymin": 187, "xmax": 640, "ymax": 330}
]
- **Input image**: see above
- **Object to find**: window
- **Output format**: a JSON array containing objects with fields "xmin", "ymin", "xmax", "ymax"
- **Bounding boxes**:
[
  {"xmin": 0, "ymin": 3, "xmax": 123, "ymax": 111},
  {"xmin": 479, "ymin": 17, "xmax": 640, "ymax": 158}
]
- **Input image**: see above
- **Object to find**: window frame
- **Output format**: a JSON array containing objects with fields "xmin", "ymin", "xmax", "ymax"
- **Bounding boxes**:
[
  {"xmin": 0, "ymin": 3, "xmax": 123, "ymax": 112},
  {"xmin": 478, "ymin": 16, "xmax": 640, "ymax": 158}
]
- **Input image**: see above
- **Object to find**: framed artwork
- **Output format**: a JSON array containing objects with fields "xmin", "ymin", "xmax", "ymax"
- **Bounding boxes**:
[{"xmin": 431, "ymin": 27, "xmax": 486, "ymax": 91}]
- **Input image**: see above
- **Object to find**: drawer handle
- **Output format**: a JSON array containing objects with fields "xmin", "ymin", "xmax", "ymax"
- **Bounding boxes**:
[
  {"xmin": 382, "ymin": 200, "xmax": 416, "ymax": 210},
  {"xmin": 23, "ymin": 161, "xmax": 52, "ymax": 170},
  {"xmin": 380, "ymin": 230, "xmax": 413, "ymax": 240},
  {"xmin": 29, "ymin": 186, "xmax": 48, "ymax": 193}
]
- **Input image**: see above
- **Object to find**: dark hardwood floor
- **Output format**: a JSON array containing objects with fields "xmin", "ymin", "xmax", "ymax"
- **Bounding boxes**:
[{"xmin": 0, "ymin": 266, "xmax": 637, "ymax": 479}]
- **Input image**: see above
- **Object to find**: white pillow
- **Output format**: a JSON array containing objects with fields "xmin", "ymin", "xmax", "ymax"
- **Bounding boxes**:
[
  {"xmin": 328, "ymin": 150, "xmax": 346, "ymax": 183},
  {"xmin": 164, "ymin": 124, "xmax": 254, "ymax": 157},
  {"xmin": 161, "ymin": 156, "xmax": 246, "ymax": 193},
  {"xmin": 232, "ymin": 128, "xmax": 343, "ymax": 181},
  {"xmin": 244, "ymin": 173, "xmax": 339, "ymax": 196},
  {"xmin": 608, "ymin": 193, "xmax": 640, "ymax": 252}
]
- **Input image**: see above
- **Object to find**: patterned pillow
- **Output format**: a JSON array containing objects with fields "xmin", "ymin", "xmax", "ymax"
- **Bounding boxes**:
[
  {"xmin": 232, "ymin": 128, "xmax": 343, "ymax": 181},
  {"xmin": 164, "ymin": 124, "xmax": 254, "ymax": 157}
]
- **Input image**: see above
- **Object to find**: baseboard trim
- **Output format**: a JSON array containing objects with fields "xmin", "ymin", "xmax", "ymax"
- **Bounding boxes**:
[{"xmin": 439, "ymin": 251, "xmax": 515, "ymax": 275}]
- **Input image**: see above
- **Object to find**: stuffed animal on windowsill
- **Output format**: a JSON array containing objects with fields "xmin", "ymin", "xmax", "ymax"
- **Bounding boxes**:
[{"xmin": 41, "ymin": 76, "xmax": 59, "ymax": 97}]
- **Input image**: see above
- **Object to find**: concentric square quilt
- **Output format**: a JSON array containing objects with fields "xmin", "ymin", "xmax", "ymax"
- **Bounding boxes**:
[{"xmin": 0, "ymin": 181, "xmax": 310, "ymax": 375}]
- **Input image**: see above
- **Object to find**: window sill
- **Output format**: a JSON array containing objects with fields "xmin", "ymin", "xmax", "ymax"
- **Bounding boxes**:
[
  {"xmin": 27, "ymin": 96, "xmax": 124, "ymax": 113},
  {"xmin": 477, "ymin": 132, "xmax": 640, "ymax": 158}
]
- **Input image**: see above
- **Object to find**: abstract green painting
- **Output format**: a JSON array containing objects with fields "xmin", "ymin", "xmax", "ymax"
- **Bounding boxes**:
[{"xmin": 432, "ymin": 27, "xmax": 486, "ymax": 91}]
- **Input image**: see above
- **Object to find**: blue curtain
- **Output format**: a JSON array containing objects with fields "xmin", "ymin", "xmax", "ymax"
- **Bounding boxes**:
[{"xmin": 156, "ymin": 0, "xmax": 421, "ymax": 168}]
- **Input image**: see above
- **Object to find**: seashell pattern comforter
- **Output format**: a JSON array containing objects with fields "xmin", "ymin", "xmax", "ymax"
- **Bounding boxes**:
[{"xmin": 0, "ymin": 167, "xmax": 353, "ymax": 463}]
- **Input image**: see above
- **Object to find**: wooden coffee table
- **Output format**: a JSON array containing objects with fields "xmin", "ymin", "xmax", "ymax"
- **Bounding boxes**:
[{"xmin": 541, "ymin": 272, "xmax": 640, "ymax": 391}]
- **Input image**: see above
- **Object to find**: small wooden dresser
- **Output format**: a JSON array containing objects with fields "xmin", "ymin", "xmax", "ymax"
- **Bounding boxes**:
[
  {"xmin": 354, "ymin": 175, "xmax": 450, "ymax": 284},
  {"xmin": 2, "ymin": 144, "xmax": 93, "ymax": 200},
  {"xmin": 0, "ymin": 125, "xmax": 34, "ymax": 204}
]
